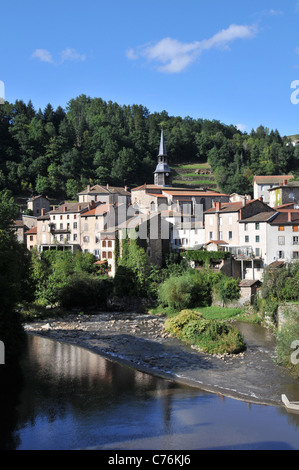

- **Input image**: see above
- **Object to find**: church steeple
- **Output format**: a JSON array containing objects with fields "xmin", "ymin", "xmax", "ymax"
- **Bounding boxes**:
[{"xmin": 154, "ymin": 129, "xmax": 172, "ymax": 187}]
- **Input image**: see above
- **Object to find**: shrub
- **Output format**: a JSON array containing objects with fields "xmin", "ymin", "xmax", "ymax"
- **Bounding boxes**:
[
  {"xmin": 164, "ymin": 309, "xmax": 246, "ymax": 355},
  {"xmin": 58, "ymin": 274, "xmax": 113, "ymax": 309},
  {"xmin": 158, "ymin": 269, "xmax": 221, "ymax": 310}
]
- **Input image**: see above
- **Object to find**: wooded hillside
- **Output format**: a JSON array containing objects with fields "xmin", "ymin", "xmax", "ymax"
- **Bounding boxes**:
[{"xmin": 0, "ymin": 94, "xmax": 298, "ymax": 199}]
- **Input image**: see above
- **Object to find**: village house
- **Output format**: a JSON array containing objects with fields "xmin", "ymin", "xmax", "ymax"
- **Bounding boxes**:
[
  {"xmin": 267, "ymin": 209, "xmax": 299, "ymax": 263},
  {"xmin": 79, "ymin": 202, "xmax": 126, "ymax": 258},
  {"xmin": 25, "ymin": 226, "xmax": 37, "ymax": 251},
  {"xmin": 78, "ymin": 184, "xmax": 131, "ymax": 206},
  {"xmin": 36, "ymin": 209, "xmax": 52, "ymax": 247},
  {"xmin": 253, "ymin": 175, "xmax": 293, "ymax": 204},
  {"xmin": 203, "ymin": 198, "xmax": 276, "ymax": 280},
  {"xmin": 39, "ymin": 201, "xmax": 91, "ymax": 252},
  {"xmin": 268, "ymin": 180, "xmax": 299, "ymax": 208},
  {"xmin": 26, "ymin": 195, "xmax": 50, "ymax": 217}
]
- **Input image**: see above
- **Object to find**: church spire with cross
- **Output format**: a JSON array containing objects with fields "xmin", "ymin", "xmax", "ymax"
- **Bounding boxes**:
[{"xmin": 154, "ymin": 129, "xmax": 172, "ymax": 187}]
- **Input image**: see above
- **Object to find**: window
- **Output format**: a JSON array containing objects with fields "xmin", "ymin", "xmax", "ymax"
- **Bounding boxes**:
[
  {"xmin": 108, "ymin": 240, "xmax": 112, "ymax": 247},
  {"xmin": 209, "ymin": 232, "xmax": 214, "ymax": 240},
  {"xmin": 102, "ymin": 240, "xmax": 106, "ymax": 247},
  {"xmin": 293, "ymin": 251, "xmax": 299, "ymax": 259},
  {"xmin": 255, "ymin": 235, "xmax": 260, "ymax": 243},
  {"xmin": 60, "ymin": 215, "xmax": 62, "ymax": 220},
  {"xmin": 228, "ymin": 217, "xmax": 232, "ymax": 225},
  {"xmin": 53, "ymin": 215, "xmax": 56, "ymax": 220},
  {"xmin": 244, "ymin": 223, "xmax": 248, "ymax": 231},
  {"xmin": 255, "ymin": 248, "xmax": 260, "ymax": 256},
  {"xmin": 60, "ymin": 234, "xmax": 63, "ymax": 241},
  {"xmin": 278, "ymin": 236, "xmax": 285, "ymax": 245},
  {"xmin": 219, "ymin": 217, "xmax": 223, "ymax": 226},
  {"xmin": 228, "ymin": 231, "xmax": 233, "ymax": 240},
  {"xmin": 278, "ymin": 251, "xmax": 285, "ymax": 259},
  {"xmin": 255, "ymin": 223, "xmax": 260, "ymax": 230},
  {"xmin": 60, "ymin": 223, "xmax": 63, "ymax": 229},
  {"xmin": 84, "ymin": 223, "xmax": 88, "ymax": 231},
  {"xmin": 102, "ymin": 251, "xmax": 107, "ymax": 259},
  {"xmin": 42, "ymin": 225, "xmax": 46, "ymax": 232},
  {"xmin": 73, "ymin": 222, "xmax": 77, "ymax": 229},
  {"xmin": 73, "ymin": 234, "xmax": 77, "ymax": 241},
  {"xmin": 30, "ymin": 235, "xmax": 33, "ymax": 241},
  {"xmin": 108, "ymin": 252, "xmax": 113, "ymax": 259},
  {"xmin": 219, "ymin": 231, "xmax": 223, "ymax": 240},
  {"xmin": 83, "ymin": 236, "xmax": 89, "ymax": 242},
  {"xmin": 278, "ymin": 226, "xmax": 285, "ymax": 231},
  {"xmin": 293, "ymin": 236, "xmax": 299, "ymax": 245},
  {"xmin": 67, "ymin": 215, "xmax": 70, "ymax": 219},
  {"xmin": 293, "ymin": 225, "xmax": 299, "ymax": 232},
  {"xmin": 245, "ymin": 235, "xmax": 249, "ymax": 243}
]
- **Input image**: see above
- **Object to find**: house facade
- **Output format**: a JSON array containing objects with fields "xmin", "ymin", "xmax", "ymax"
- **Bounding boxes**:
[{"xmin": 253, "ymin": 175, "xmax": 293, "ymax": 203}]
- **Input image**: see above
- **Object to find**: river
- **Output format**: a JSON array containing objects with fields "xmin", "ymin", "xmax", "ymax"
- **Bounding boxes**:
[{"xmin": 1, "ymin": 334, "xmax": 299, "ymax": 450}]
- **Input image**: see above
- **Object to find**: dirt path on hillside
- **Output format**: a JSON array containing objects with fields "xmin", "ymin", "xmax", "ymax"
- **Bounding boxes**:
[{"xmin": 24, "ymin": 312, "xmax": 299, "ymax": 407}]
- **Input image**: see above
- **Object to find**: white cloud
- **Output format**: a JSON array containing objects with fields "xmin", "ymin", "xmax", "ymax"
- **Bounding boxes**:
[
  {"xmin": 127, "ymin": 23, "xmax": 258, "ymax": 73},
  {"xmin": 236, "ymin": 123, "xmax": 247, "ymax": 132},
  {"xmin": 60, "ymin": 48, "xmax": 86, "ymax": 63},
  {"xmin": 31, "ymin": 49, "xmax": 54, "ymax": 64},
  {"xmin": 31, "ymin": 48, "xmax": 86, "ymax": 65}
]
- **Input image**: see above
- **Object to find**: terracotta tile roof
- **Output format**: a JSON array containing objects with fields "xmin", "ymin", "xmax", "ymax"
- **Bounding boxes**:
[
  {"xmin": 270, "ymin": 211, "xmax": 299, "ymax": 225},
  {"xmin": 25, "ymin": 226, "xmax": 37, "ymax": 234},
  {"xmin": 131, "ymin": 184, "xmax": 161, "ymax": 191},
  {"xmin": 253, "ymin": 175, "xmax": 293, "ymax": 184},
  {"xmin": 49, "ymin": 202, "xmax": 90, "ymax": 214},
  {"xmin": 205, "ymin": 202, "xmax": 243, "ymax": 213},
  {"xmin": 78, "ymin": 184, "xmax": 130, "ymax": 195},
  {"xmin": 239, "ymin": 211, "xmax": 277, "ymax": 223}
]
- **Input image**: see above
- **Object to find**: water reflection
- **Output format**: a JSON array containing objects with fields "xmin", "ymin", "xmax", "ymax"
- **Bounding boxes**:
[{"xmin": 1, "ymin": 334, "xmax": 299, "ymax": 450}]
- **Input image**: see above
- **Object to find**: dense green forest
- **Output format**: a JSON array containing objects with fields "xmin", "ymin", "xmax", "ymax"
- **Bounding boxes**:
[{"xmin": 0, "ymin": 94, "xmax": 298, "ymax": 199}]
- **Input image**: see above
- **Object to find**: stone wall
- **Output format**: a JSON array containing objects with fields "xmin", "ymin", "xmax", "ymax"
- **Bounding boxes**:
[{"xmin": 277, "ymin": 304, "xmax": 299, "ymax": 331}]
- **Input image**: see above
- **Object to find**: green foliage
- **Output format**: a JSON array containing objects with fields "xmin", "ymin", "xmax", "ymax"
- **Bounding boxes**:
[
  {"xmin": 260, "ymin": 263, "xmax": 299, "ymax": 304},
  {"xmin": 158, "ymin": 268, "xmax": 224, "ymax": 310},
  {"xmin": 115, "ymin": 238, "xmax": 150, "ymax": 298},
  {"xmin": 0, "ymin": 193, "xmax": 27, "ymax": 366},
  {"xmin": 276, "ymin": 310, "xmax": 299, "ymax": 378},
  {"xmin": 164, "ymin": 309, "xmax": 246, "ymax": 355},
  {"xmin": 213, "ymin": 276, "xmax": 240, "ymax": 306},
  {"xmin": 29, "ymin": 250, "xmax": 102, "ymax": 307},
  {"xmin": 183, "ymin": 250, "xmax": 228, "ymax": 265},
  {"xmin": 0, "ymin": 97, "xmax": 297, "ymax": 199}
]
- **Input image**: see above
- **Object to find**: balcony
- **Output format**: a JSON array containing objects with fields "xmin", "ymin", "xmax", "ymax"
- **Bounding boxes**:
[{"xmin": 224, "ymin": 246, "xmax": 261, "ymax": 260}]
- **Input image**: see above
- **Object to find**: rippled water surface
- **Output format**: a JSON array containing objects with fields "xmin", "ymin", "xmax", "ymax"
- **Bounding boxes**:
[{"xmin": 1, "ymin": 335, "xmax": 299, "ymax": 450}]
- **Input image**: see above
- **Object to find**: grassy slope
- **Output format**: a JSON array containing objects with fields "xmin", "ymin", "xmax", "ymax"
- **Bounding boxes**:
[{"xmin": 171, "ymin": 162, "xmax": 218, "ymax": 189}]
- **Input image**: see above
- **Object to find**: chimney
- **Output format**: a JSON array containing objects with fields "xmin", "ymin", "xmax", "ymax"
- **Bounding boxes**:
[
  {"xmin": 41, "ymin": 208, "xmax": 45, "ymax": 216},
  {"xmin": 288, "ymin": 212, "xmax": 292, "ymax": 222},
  {"xmin": 87, "ymin": 184, "xmax": 90, "ymax": 192},
  {"xmin": 284, "ymin": 179, "xmax": 288, "ymax": 186},
  {"xmin": 242, "ymin": 197, "xmax": 246, "ymax": 207},
  {"xmin": 215, "ymin": 201, "xmax": 221, "ymax": 211},
  {"xmin": 107, "ymin": 184, "xmax": 109, "ymax": 190},
  {"xmin": 64, "ymin": 206, "xmax": 68, "ymax": 212},
  {"xmin": 90, "ymin": 200, "xmax": 95, "ymax": 208},
  {"xmin": 78, "ymin": 204, "xmax": 81, "ymax": 211},
  {"xmin": 124, "ymin": 186, "xmax": 127, "ymax": 192}
]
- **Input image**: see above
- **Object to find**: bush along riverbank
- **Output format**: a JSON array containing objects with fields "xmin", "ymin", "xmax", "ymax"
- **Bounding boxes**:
[{"xmin": 164, "ymin": 309, "xmax": 247, "ymax": 356}]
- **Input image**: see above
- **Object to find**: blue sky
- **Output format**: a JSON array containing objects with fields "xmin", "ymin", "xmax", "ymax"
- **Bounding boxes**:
[{"xmin": 2, "ymin": 0, "xmax": 299, "ymax": 136}]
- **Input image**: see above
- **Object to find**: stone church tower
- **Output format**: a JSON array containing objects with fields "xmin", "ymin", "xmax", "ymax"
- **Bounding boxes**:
[{"xmin": 154, "ymin": 129, "xmax": 172, "ymax": 187}]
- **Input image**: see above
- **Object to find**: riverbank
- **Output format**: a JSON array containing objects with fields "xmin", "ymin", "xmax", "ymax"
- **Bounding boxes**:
[{"xmin": 24, "ymin": 312, "xmax": 299, "ymax": 407}]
